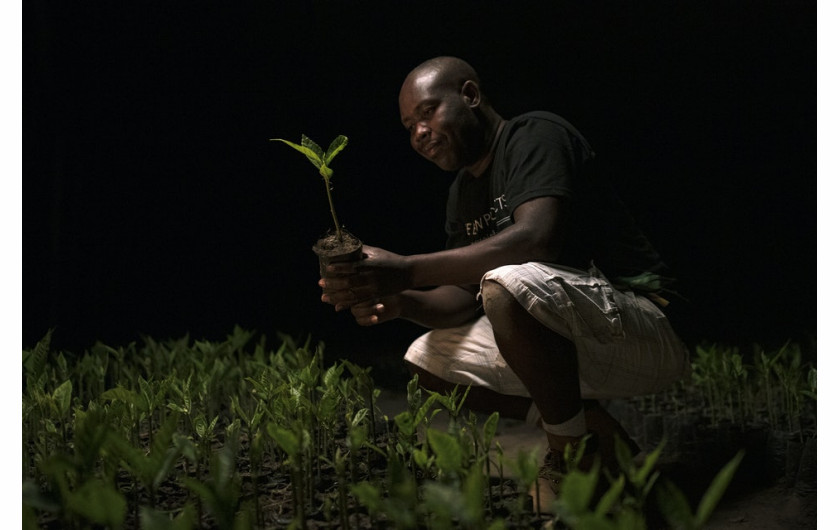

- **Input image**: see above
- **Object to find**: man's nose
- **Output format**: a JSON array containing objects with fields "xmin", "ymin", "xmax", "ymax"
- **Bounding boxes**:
[{"xmin": 412, "ymin": 122, "xmax": 430, "ymax": 141}]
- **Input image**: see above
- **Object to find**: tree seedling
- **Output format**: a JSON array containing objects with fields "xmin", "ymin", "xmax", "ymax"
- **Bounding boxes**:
[
  {"xmin": 272, "ymin": 134, "xmax": 349, "ymax": 239},
  {"xmin": 272, "ymin": 133, "xmax": 362, "ymax": 273}
]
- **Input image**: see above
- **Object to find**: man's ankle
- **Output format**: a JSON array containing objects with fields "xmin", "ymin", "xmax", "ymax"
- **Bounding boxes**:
[{"xmin": 545, "ymin": 432, "xmax": 584, "ymax": 452}]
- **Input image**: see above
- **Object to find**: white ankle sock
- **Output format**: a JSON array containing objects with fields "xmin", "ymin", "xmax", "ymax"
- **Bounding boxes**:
[{"xmin": 541, "ymin": 408, "xmax": 586, "ymax": 438}]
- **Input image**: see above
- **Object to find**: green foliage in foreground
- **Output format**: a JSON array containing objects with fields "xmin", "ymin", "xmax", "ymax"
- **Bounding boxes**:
[{"xmin": 23, "ymin": 328, "xmax": 756, "ymax": 529}]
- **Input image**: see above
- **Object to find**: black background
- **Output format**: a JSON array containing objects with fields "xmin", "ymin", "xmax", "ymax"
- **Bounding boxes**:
[{"xmin": 24, "ymin": 1, "xmax": 815, "ymax": 369}]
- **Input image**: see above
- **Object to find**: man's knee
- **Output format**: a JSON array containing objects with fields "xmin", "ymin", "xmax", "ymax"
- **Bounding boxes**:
[{"xmin": 480, "ymin": 279, "xmax": 518, "ymax": 322}]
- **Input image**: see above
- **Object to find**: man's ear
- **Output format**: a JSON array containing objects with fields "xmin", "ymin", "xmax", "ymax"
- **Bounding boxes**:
[{"xmin": 461, "ymin": 80, "xmax": 481, "ymax": 107}]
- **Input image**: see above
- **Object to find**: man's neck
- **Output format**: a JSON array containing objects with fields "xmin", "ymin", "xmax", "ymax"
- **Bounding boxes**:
[{"xmin": 464, "ymin": 116, "xmax": 506, "ymax": 178}]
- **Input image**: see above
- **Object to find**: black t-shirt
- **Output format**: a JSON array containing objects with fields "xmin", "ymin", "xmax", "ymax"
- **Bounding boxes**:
[{"xmin": 445, "ymin": 111, "xmax": 668, "ymax": 281}]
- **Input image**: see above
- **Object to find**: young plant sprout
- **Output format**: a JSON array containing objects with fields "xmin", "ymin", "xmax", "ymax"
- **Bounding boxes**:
[{"xmin": 272, "ymin": 134, "xmax": 349, "ymax": 240}]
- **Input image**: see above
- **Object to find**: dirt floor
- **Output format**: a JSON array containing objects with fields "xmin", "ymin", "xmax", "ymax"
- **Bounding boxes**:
[
  {"xmin": 376, "ymin": 389, "xmax": 818, "ymax": 529},
  {"xmin": 703, "ymin": 485, "xmax": 816, "ymax": 529}
]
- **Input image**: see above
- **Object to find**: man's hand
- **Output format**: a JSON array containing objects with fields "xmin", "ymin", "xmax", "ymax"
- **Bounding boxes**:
[
  {"xmin": 349, "ymin": 295, "xmax": 402, "ymax": 326},
  {"xmin": 319, "ymin": 245, "xmax": 412, "ymax": 310}
]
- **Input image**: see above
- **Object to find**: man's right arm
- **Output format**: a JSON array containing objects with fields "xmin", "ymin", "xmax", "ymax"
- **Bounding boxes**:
[{"xmin": 350, "ymin": 284, "xmax": 480, "ymax": 328}]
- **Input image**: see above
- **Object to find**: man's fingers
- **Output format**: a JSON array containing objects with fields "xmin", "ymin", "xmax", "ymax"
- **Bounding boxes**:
[
  {"xmin": 350, "ymin": 301, "xmax": 386, "ymax": 326},
  {"xmin": 325, "ymin": 262, "xmax": 358, "ymax": 275}
]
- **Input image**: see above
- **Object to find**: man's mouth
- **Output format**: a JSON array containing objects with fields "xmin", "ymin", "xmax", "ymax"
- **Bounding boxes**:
[{"xmin": 423, "ymin": 140, "xmax": 442, "ymax": 158}]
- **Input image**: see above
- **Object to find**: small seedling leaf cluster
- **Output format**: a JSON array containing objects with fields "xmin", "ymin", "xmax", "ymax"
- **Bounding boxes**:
[{"xmin": 272, "ymin": 134, "xmax": 349, "ymax": 238}]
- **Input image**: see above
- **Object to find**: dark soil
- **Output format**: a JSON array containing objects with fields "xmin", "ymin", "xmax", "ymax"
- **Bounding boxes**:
[{"xmin": 312, "ymin": 231, "xmax": 363, "ymax": 262}]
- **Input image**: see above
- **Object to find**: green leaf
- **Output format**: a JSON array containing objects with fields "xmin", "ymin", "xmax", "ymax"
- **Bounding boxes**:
[
  {"xmin": 101, "ymin": 386, "xmax": 141, "ymax": 408},
  {"xmin": 351, "ymin": 408, "xmax": 369, "ymax": 427},
  {"xmin": 272, "ymin": 138, "xmax": 323, "ymax": 170},
  {"xmin": 415, "ymin": 393, "xmax": 440, "ymax": 427},
  {"xmin": 654, "ymin": 477, "xmax": 695, "ymax": 529},
  {"xmin": 324, "ymin": 135, "xmax": 348, "ymax": 165},
  {"xmin": 150, "ymin": 415, "xmax": 181, "ymax": 490},
  {"xmin": 225, "ymin": 418, "xmax": 242, "ymax": 443},
  {"xmin": 23, "ymin": 329, "xmax": 52, "ymax": 378},
  {"xmin": 138, "ymin": 376, "xmax": 153, "ymax": 412},
  {"xmin": 266, "ymin": 424, "xmax": 299, "ymax": 458},
  {"xmin": 66, "ymin": 478, "xmax": 127, "ymax": 527},
  {"xmin": 559, "ymin": 466, "xmax": 599, "ymax": 515},
  {"xmin": 412, "ymin": 447, "xmax": 429, "ymax": 468},
  {"xmin": 349, "ymin": 423, "xmax": 367, "ymax": 450},
  {"xmin": 349, "ymin": 481, "xmax": 382, "ymax": 513},
  {"xmin": 394, "ymin": 411, "xmax": 415, "ymax": 437},
  {"xmin": 427, "ymin": 428, "xmax": 462, "ymax": 474},
  {"xmin": 301, "ymin": 134, "xmax": 325, "ymax": 160},
  {"xmin": 694, "ymin": 450, "xmax": 744, "ymax": 527},
  {"xmin": 594, "ymin": 473, "xmax": 625, "ymax": 517},
  {"xmin": 483, "ymin": 411, "xmax": 500, "ymax": 447},
  {"xmin": 514, "ymin": 447, "xmax": 541, "ymax": 484},
  {"xmin": 52, "ymin": 380, "xmax": 72, "ymax": 416},
  {"xmin": 194, "ymin": 416, "xmax": 208, "ymax": 438},
  {"xmin": 322, "ymin": 363, "xmax": 343, "ymax": 388},
  {"xmin": 462, "ymin": 465, "xmax": 486, "ymax": 523},
  {"xmin": 173, "ymin": 434, "xmax": 198, "ymax": 463}
]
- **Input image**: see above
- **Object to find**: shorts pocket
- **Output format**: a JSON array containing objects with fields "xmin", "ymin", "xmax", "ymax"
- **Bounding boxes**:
[{"xmin": 546, "ymin": 269, "xmax": 624, "ymax": 343}]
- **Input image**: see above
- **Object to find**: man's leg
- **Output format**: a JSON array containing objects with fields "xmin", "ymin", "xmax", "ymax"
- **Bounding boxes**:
[
  {"xmin": 480, "ymin": 279, "xmax": 587, "ymax": 454},
  {"xmin": 407, "ymin": 362, "xmax": 638, "ymax": 458}
]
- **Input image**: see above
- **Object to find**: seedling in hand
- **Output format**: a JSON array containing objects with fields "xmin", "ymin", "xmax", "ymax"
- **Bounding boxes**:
[{"xmin": 272, "ymin": 134, "xmax": 349, "ymax": 239}]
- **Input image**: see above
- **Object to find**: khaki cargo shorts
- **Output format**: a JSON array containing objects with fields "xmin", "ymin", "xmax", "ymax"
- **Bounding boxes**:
[{"xmin": 404, "ymin": 262, "xmax": 691, "ymax": 399}]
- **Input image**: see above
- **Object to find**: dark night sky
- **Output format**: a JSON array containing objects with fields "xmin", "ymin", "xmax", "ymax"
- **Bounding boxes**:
[{"xmin": 23, "ymin": 1, "xmax": 816, "ymax": 366}]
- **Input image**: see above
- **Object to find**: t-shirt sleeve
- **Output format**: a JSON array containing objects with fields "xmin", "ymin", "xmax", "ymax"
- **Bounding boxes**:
[{"xmin": 497, "ymin": 118, "xmax": 588, "ymax": 213}]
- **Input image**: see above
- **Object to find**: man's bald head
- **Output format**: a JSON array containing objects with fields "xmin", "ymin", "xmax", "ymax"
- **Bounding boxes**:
[{"xmin": 402, "ymin": 56, "xmax": 482, "ymax": 96}]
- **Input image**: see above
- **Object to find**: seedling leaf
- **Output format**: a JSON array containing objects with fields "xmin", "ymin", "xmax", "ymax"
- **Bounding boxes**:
[
  {"xmin": 273, "ymin": 139, "xmax": 322, "ymax": 170},
  {"xmin": 267, "ymin": 424, "xmax": 300, "ymax": 458},
  {"xmin": 559, "ymin": 466, "xmax": 599, "ymax": 514},
  {"xmin": 695, "ymin": 450, "xmax": 744, "ymax": 527},
  {"xmin": 300, "ymin": 134, "xmax": 324, "ymax": 160},
  {"xmin": 483, "ymin": 411, "xmax": 500, "ymax": 447},
  {"xmin": 412, "ymin": 448, "xmax": 430, "ymax": 468},
  {"xmin": 654, "ymin": 477, "xmax": 694, "ymax": 529},
  {"xmin": 393, "ymin": 410, "xmax": 414, "ymax": 437},
  {"xmin": 101, "ymin": 386, "xmax": 142, "ymax": 408},
  {"xmin": 427, "ymin": 429, "xmax": 462, "ymax": 474},
  {"xmin": 271, "ymin": 132, "xmax": 349, "ymax": 236},
  {"xmin": 325, "ymin": 135, "xmax": 348, "ymax": 165},
  {"xmin": 24, "ymin": 328, "xmax": 52, "ymax": 377},
  {"xmin": 350, "ymin": 481, "xmax": 382, "ymax": 513},
  {"xmin": 53, "ymin": 380, "xmax": 73, "ymax": 416},
  {"xmin": 66, "ymin": 478, "xmax": 127, "ymax": 527},
  {"xmin": 594, "ymin": 473, "xmax": 625, "ymax": 517}
]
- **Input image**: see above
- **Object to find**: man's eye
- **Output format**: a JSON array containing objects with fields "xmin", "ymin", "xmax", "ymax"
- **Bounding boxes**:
[{"xmin": 422, "ymin": 106, "xmax": 435, "ymax": 117}]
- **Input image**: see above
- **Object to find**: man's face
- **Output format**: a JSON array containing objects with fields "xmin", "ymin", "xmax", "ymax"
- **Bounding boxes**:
[{"xmin": 398, "ymin": 71, "xmax": 481, "ymax": 172}]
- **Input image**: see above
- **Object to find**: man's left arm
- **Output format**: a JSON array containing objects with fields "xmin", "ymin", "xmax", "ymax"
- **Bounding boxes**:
[{"xmin": 321, "ymin": 195, "xmax": 570, "ymax": 308}]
